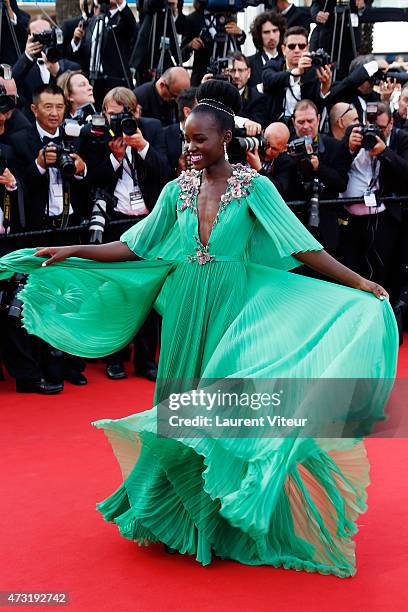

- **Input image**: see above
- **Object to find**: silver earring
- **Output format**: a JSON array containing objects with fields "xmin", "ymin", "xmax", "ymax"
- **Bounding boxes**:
[{"xmin": 224, "ymin": 142, "xmax": 229, "ymax": 161}]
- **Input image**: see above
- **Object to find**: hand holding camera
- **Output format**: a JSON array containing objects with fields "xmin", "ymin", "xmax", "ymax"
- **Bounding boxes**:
[
  {"xmin": 348, "ymin": 126, "xmax": 363, "ymax": 153},
  {"xmin": 316, "ymin": 64, "xmax": 332, "ymax": 95},
  {"xmin": 292, "ymin": 54, "xmax": 312, "ymax": 77},
  {"xmin": 0, "ymin": 167, "xmax": 16, "ymax": 189},
  {"xmin": 246, "ymin": 143, "xmax": 262, "ymax": 172},
  {"xmin": 25, "ymin": 35, "xmax": 44, "ymax": 61},
  {"xmin": 37, "ymin": 145, "xmax": 58, "ymax": 169},
  {"xmin": 108, "ymin": 137, "xmax": 126, "ymax": 162},
  {"xmin": 123, "ymin": 129, "xmax": 148, "ymax": 152}
]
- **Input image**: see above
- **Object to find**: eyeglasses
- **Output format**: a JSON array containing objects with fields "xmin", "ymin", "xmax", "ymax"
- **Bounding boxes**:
[
  {"xmin": 286, "ymin": 43, "xmax": 307, "ymax": 51},
  {"xmin": 163, "ymin": 82, "xmax": 179, "ymax": 100},
  {"xmin": 338, "ymin": 104, "xmax": 356, "ymax": 120}
]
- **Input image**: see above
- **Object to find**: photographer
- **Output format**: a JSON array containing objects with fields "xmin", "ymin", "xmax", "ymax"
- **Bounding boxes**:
[
  {"xmin": 286, "ymin": 99, "xmax": 350, "ymax": 252},
  {"xmin": 247, "ymin": 10, "xmax": 285, "ymax": 88},
  {"xmin": 0, "ymin": 75, "xmax": 31, "ymax": 147},
  {"xmin": 12, "ymin": 15, "xmax": 80, "ymax": 115},
  {"xmin": 262, "ymin": 26, "xmax": 332, "ymax": 126},
  {"xmin": 329, "ymin": 101, "xmax": 359, "ymax": 140},
  {"xmin": 394, "ymin": 83, "xmax": 408, "ymax": 130},
  {"xmin": 70, "ymin": 1, "xmax": 137, "ymax": 107},
  {"xmin": 134, "ymin": 66, "xmax": 190, "ymax": 126},
  {"xmin": 229, "ymin": 52, "xmax": 268, "ymax": 128},
  {"xmin": 246, "ymin": 121, "xmax": 294, "ymax": 197},
  {"xmin": 339, "ymin": 102, "xmax": 408, "ymax": 299},
  {"xmin": 180, "ymin": 0, "xmax": 245, "ymax": 86},
  {"xmin": 271, "ymin": 1, "xmax": 312, "ymax": 31},
  {"xmin": 80, "ymin": 87, "xmax": 169, "ymax": 380}
]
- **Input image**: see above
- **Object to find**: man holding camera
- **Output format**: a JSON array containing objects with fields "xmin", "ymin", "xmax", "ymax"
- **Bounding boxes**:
[
  {"xmin": 262, "ymin": 26, "xmax": 332, "ymax": 126},
  {"xmin": 81, "ymin": 87, "xmax": 169, "ymax": 380},
  {"xmin": 286, "ymin": 99, "xmax": 350, "ymax": 252},
  {"xmin": 12, "ymin": 16, "xmax": 80, "ymax": 114},
  {"xmin": 339, "ymin": 102, "xmax": 408, "ymax": 300},
  {"xmin": 0, "ymin": 0, "xmax": 29, "ymax": 66},
  {"xmin": 180, "ymin": 1, "xmax": 246, "ymax": 87}
]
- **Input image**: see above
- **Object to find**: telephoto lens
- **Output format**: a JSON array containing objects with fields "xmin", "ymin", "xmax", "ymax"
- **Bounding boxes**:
[{"xmin": 89, "ymin": 190, "xmax": 108, "ymax": 244}]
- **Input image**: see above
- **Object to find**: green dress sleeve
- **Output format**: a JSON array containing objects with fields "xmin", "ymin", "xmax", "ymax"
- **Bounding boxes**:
[
  {"xmin": 120, "ymin": 179, "xmax": 181, "ymax": 261},
  {"xmin": 246, "ymin": 175, "xmax": 323, "ymax": 271}
]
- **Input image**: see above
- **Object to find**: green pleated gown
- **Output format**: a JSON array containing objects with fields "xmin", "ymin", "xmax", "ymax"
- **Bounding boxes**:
[{"xmin": 0, "ymin": 165, "xmax": 398, "ymax": 576}]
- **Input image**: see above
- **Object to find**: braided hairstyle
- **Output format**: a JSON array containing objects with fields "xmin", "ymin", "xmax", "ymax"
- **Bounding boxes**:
[{"xmin": 191, "ymin": 79, "xmax": 242, "ymax": 133}]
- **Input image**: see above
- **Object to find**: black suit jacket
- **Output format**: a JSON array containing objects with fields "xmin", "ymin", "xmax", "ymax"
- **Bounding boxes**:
[
  {"xmin": 286, "ymin": 133, "xmax": 351, "ymax": 250},
  {"xmin": 79, "ymin": 117, "xmax": 169, "ymax": 213},
  {"xmin": 327, "ymin": 65, "xmax": 380, "ymax": 122},
  {"xmin": 61, "ymin": 15, "xmax": 83, "ymax": 60},
  {"xmin": 239, "ymin": 86, "xmax": 269, "ymax": 128},
  {"xmin": 248, "ymin": 51, "xmax": 282, "ymax": 88},
  {"xmin": 281, "ymin": 5, "xmax": 312, "ymax": 31},
  {"xmin": 163, "ymin": 122, "xmax": 184, "ymax": 180},
  {"xmin": 378, "ymin": 128, "xmax": 408, "ymax": 221},
  {"xmin": 134, "ymin": 81, "xmax": 178, "ymax": 126},
  {"xmin": 259, "ymin": 153, "xmax": 296, "ymax": 199},
  {"xmin": 262, "ymin": 57, "xmax": 326, "ymax": 123},
  {"xmin": 0, "ymin": 0, "xmax": 29, "ymax": 66},
  {"xmin": 11, "ymin": 126, "xmax": 89, "ymax": 230},
  {"xmin": 12, "ymin": 55, "xmax": 80, "ymax": 109},
  {"xmin": 72, "ymin": 6, "xmax": 137, "ymax": 80}
]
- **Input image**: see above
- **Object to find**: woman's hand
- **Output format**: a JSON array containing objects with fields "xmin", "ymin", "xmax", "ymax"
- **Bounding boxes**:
[
  {"xmin": 34, "ymin": 246, "xmax": 79, "ymax": 266},
  {"xmin": 356, "ymin": 278, "xmax": 389, "ymax": 301}
]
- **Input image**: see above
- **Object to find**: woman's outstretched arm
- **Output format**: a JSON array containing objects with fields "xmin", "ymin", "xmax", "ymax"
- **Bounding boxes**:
[
  {"xmin": 34, "ymin": 241, "xmax": 137, "ymax": 266},
  {"xmin": 295, "ymin": 250, "xmax": 388, "ymax": 300}
]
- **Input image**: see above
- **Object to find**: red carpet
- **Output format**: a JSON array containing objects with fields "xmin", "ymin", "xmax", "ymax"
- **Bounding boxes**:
[{"xmin": 1, "ymin": 350, "xmax": 408, "ymax": 612}]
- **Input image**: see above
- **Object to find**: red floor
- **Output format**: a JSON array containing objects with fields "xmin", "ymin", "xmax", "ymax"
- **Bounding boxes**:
[{"xmin": 1, "ymin": 348, "xmax": 408, "ymax": 612}]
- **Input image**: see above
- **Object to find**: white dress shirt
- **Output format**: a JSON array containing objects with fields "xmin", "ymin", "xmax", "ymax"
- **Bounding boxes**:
[{"xmin": 110, "ymin": 144, "xmax": 149, "ymax": 216}]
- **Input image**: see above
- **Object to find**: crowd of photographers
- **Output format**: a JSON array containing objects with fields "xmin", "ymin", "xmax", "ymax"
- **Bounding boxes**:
[{"xmin": 1, "ymin": 0, "xmax": 408, "ymax": 393}]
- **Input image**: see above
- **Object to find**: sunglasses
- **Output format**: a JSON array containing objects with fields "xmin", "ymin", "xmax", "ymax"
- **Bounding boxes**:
[
  {"xmin": 286, "ymin": 42, "xmax": 307, "ymax": 51},
  {"xmin": 339, "ymin": 104, "xmax": 356, "ymax": 120}
]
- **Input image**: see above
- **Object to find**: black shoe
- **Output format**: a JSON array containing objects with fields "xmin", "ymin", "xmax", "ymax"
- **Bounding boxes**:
[
  {"xmin": 65, "ymin": 371, "xmax": 88, "ymax": 385},
  {"xmin": 164, "ymin": 545, "xmax": 179, "ymax": 555},
  {"xmin": 16, "ymin": 378, "xmax": 64, "ymax": 394},
  {"xmin": 134, "ymin": 367, "xmax": 158, "ymax": 382},
  {"xmin": 105, "ymin": 364, "xmax": 127, "ymax": 380}
]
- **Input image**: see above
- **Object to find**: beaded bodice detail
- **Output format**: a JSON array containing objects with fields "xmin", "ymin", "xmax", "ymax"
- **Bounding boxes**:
[{"xmin": 176, "ymin": 164, "xmax": 257, "ymax": 264}]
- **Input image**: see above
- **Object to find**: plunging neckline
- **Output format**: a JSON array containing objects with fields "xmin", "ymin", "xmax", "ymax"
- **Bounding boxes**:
[{"xmin": 196, "ymin": 171, "xmax": 233, "ymax": 248}]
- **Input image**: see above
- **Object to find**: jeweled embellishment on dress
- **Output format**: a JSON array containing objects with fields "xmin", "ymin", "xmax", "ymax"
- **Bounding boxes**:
[
  {"xmin": 188, "ymin": 236, "xmax": 215, "ymax": 265},
  {"xmin": 177, "ymin": 164, "xmax": 257, "ymax": 219}
]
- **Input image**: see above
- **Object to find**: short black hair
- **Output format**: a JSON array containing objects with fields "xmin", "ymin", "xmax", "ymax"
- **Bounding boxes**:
[
  {"xmin": 250, "ymin": 11, "xmax": 286, "ymax": 51},
  {"xmin": 192, "ymin": 79, "xmax": 242, "ymax": 132},
  {"xmin": 283, "ymin": 26, "xmax": 308, "ymax": 44},
  {"xmin": 232, "ymin": 52, "xmax": 250, "ymax": 68},
  {"xmin": 177, "ymin": 87, "xmax": 197, "ymax": 118},
  {"xmin": 32, "ymin": 84, "xmax": 65, "ymax": 106}
]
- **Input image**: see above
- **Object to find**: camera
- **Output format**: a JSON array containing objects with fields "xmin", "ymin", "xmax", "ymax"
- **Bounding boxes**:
[
  {"xmin": 360, "ymin": 125, "xmax": 382, "ymax": 150},
  {"xmin": 287, "ymin": 136, "xmax": 318, "ymax": 180},
  {"xmin": 32, "ymin": 27, "xmax": 64, "ymax": 63},
  {"xmin": 207, "ymin": 56, "xmax": 233, "ymax": 81},
  {"xmin": 109, "ymin": 109, "xmax": 139, "ymax": 138},
  {"xmin": 309, "ymin": 49, "xmax": 331, "ymax": 69},
  {"xmin": 0, "ymin": 84, "xmax": 16, "ymax": 114},
  {"xmin": 43, "ymin": 139, "xmax": 77, "ymax": 178},
  {"xmin": 89, "ymin": 189, "xmax": 109, "ymax": 244},
  {"xmin": 370, "ymin": 68, "xmax": 408, "ymax": 86},
  {"xmin": 0, "ymin": 274, "xmax": 28, "ymax": 322},
  {"xmin": 227, "ymin": 128, "xmax": 266, "ymax": 163}
]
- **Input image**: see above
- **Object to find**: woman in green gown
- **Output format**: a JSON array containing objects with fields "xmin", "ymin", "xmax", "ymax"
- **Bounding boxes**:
[{"xmin": 0, "ymin": 80, "xmax": 398, "ymax": 576}]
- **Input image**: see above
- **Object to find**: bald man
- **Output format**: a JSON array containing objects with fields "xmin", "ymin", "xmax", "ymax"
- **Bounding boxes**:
[
  {"xmin": 329, "ymin": 102, "xmax": 360, "ymax": 141},
  {"xmin": 134, "ymin": 67, "xmax": 191, "ymax": 126},
  {"xmin": 246, "ymin": 121, "xmax": 294, "ymax": 197}
]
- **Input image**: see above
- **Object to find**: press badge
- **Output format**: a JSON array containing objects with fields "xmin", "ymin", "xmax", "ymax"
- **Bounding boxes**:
[
  {"xmin": 351, "ymin": 13, "xmax": 359, "ymax": 28},
  {"xmin": 129, "ymin": 187, "xmax": 148, "ymax": 215},
  {"xmin": 364, "ymin": 192, "xmax": 377, "ymax": 207}
]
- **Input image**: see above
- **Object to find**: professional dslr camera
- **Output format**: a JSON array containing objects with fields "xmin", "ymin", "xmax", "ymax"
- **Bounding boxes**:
[
  {"xmin": 359, "ymin": 102, "xmax": 382, "ymax": 151},
  {"xmin": 207, "ymin": 56, "xmax": 234, "ymax": 81},
  {"xmin": 109, "ymin": 109, "xmax": 139, "ymax": 138},
  {"xmin": 309, "ymin": 49, "xmax": 331, "ymax": 69},
  {"xmin": 287, "ymin": 136, "xmax": 318, "ymax": 180},
  {"xmin": 42, "ymin": 121, "xmax": 82, "ymax": 178},
  {"xmin": 0, "ymin": 274, "xmax": 28, "ymax": 323},
  {"xmin": 370, "ymin": 67, "xmax": 408, "ymax": 86},
  {"xmin": 228, "ymin": 127, "xmax": 267, "ymax": 164},
  {"xmin": 31, "ymin": 27, "xmax": 64, "ymax": 63},
  {"xmin": 0, "ymin": 84, "xmax": 16, "ymax": 114}
]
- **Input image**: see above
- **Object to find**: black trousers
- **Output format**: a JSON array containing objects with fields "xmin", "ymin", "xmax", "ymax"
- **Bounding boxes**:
[
  {"xmin": 103, "ymin": 213, "xmax": 160, "ymax": 373},
  {"xmin": 338, "ymin": 209, "xmax": 401, "ymax": 297}
]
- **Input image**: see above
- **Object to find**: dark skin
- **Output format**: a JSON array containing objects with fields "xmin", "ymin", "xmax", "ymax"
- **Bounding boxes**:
[{"xmin": 35, "ymin": 111, "xmax": 388, "ymax": 300}]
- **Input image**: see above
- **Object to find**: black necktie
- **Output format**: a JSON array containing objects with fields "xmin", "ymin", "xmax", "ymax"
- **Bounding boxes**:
[{"xmin": 42, "ymin": 135, "xmax": 62, "ymax": 146}]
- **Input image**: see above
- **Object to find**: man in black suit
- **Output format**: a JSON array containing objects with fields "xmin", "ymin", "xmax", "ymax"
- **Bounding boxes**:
[
  {"xmin": 180, "ymin": 1, "xmax": 246, "ymax": 86},
  {"xmin": 327, "ymin": 55, "xmax": 389, "ymax": 123},
  {"xmin": 70, "ymin": 0, "xmax": 138, "ymax": 106},
  {"xmin": 286, "ymin": 99, "xmax": 351, "ymax": 253},
  {"xmin": 269, "ymin": 0, "xmax": 311, "ymax": 31},
  {"xmin": 393, "ymin": 83, "xmax": 408, "ymax": 131},
  {"xmin": 134, "ymin": 66, "xmax": 190, "ymax": 126},
  {"xmin": 262, "ymin": 26, "xmax": 332, "ymax": 126},
  {"xmin": 247, "ymin": 10, "xmax": 285, "ymax": 88},
  {"xmin": 12, "ymin": 16, "xmax": 80, "ymax": 116},
  {"xmin": 0, "ymin": 0, "xmax": 29, "ymax": 66},
  {"xmin": 80, "ymin": 87, "xmax": 169, "ymax": 380},
  {"xmin": 338, "ymin": 102, "xmax": 408, "ymax": 301},
  {"xmin": 246, "ymin": 121, "xmax": 294, "ymax": 198},
  {"xmin": 163, "ymin": 86, "xmax": 196, "ymax": 179},
  {"xmin": 229, "ymin": 52, "xmax": 268, "ymax": 128},
  {"xmin": 61, "ymin": 1, "xmax": 95, "ymax": 60}
]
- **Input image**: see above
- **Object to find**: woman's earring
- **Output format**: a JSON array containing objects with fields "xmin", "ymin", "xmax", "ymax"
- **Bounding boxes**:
[{"xmin": 224, "ymin": 142, "xmax": 229, "ymax": 161}]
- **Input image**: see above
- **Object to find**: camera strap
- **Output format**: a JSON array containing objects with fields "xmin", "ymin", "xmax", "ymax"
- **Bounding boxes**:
[
  {"xmin": 124, "ymin": 151, "xmax": 147, "ymax": 215},
  {"xmin": 60, "ymin": 177, "xmax": 71, "ymax": 230}
]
